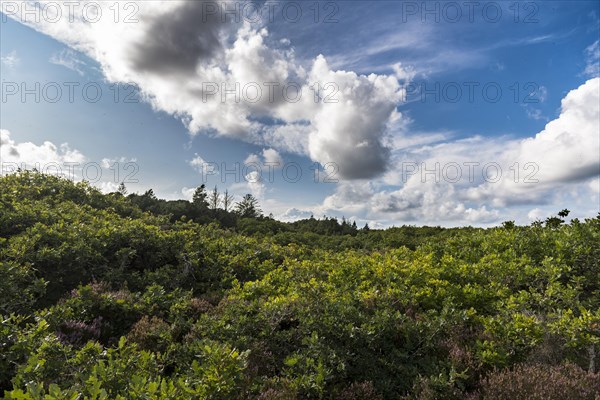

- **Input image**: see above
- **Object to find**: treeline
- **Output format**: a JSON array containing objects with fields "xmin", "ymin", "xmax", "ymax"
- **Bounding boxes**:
[
  {"xmin": 119, "ymin": 182, "xmax": 457, "ymax": 251},
  {"xmin": 1, "ymin": 171, "xmax": 599, "ymax": 399},
  {"xmin": 125, "ymin": 183, "xmax": 362, "ymax": 233}
]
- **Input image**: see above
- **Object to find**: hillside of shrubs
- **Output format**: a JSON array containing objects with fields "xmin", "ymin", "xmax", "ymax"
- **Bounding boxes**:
[{"xmin": 1, "ymin": 171, "xmax": 599, "ymax": 399}]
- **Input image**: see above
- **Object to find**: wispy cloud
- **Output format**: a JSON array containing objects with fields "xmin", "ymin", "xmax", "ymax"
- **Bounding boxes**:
[
  {"xmin": 524, "ymin": 106, "xmax": 547, "ymax": 121},
  {"xmin": 584, "ymin": 40, "xmax": 599, "ymax": 77},
  {"xmin": 50, "ymin": 48, "xmax": 87, "ymax": 76},
  {"xmin": 1, "ymin": 50, "xmax": 20, "ymax": 68}
]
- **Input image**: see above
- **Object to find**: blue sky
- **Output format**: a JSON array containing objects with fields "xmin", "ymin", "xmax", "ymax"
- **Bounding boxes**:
[{"xmin": 1, "ymin": 1, "xmax": 599, "ymax": 227}]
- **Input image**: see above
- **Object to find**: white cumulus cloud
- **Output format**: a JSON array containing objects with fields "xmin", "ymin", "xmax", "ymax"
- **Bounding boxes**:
[{"xmin": 7, "ymin": 0, "xmax": 407, "ymax": 180}]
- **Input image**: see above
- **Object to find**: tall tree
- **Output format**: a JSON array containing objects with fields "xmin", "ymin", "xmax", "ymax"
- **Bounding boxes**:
[
  {"xmin": 208, "ymin": 186, "xmax": 221, "ymax": 210},
  {"xmin": 117, "ymin": 182, "xmax": 127, "ymax": 195},
  {"xmin": 192, "ymin": 184, "xmax": 208, "ymax": 208},
  {"xmin": 222, "ymin": 189, "xmax": 234, "ymax": 212},
  {"xmin": 144, "ymin": 189, "xmax": 156, "ymax": 199},
  {"xmin": 235, "ymin": 194, "xmax": 262, "ymax": 218}
]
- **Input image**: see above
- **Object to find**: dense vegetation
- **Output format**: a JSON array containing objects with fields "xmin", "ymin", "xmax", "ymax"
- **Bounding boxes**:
[{"xmin": 1, "ymin": 171, "xmax": 599, "ymax": 399}]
